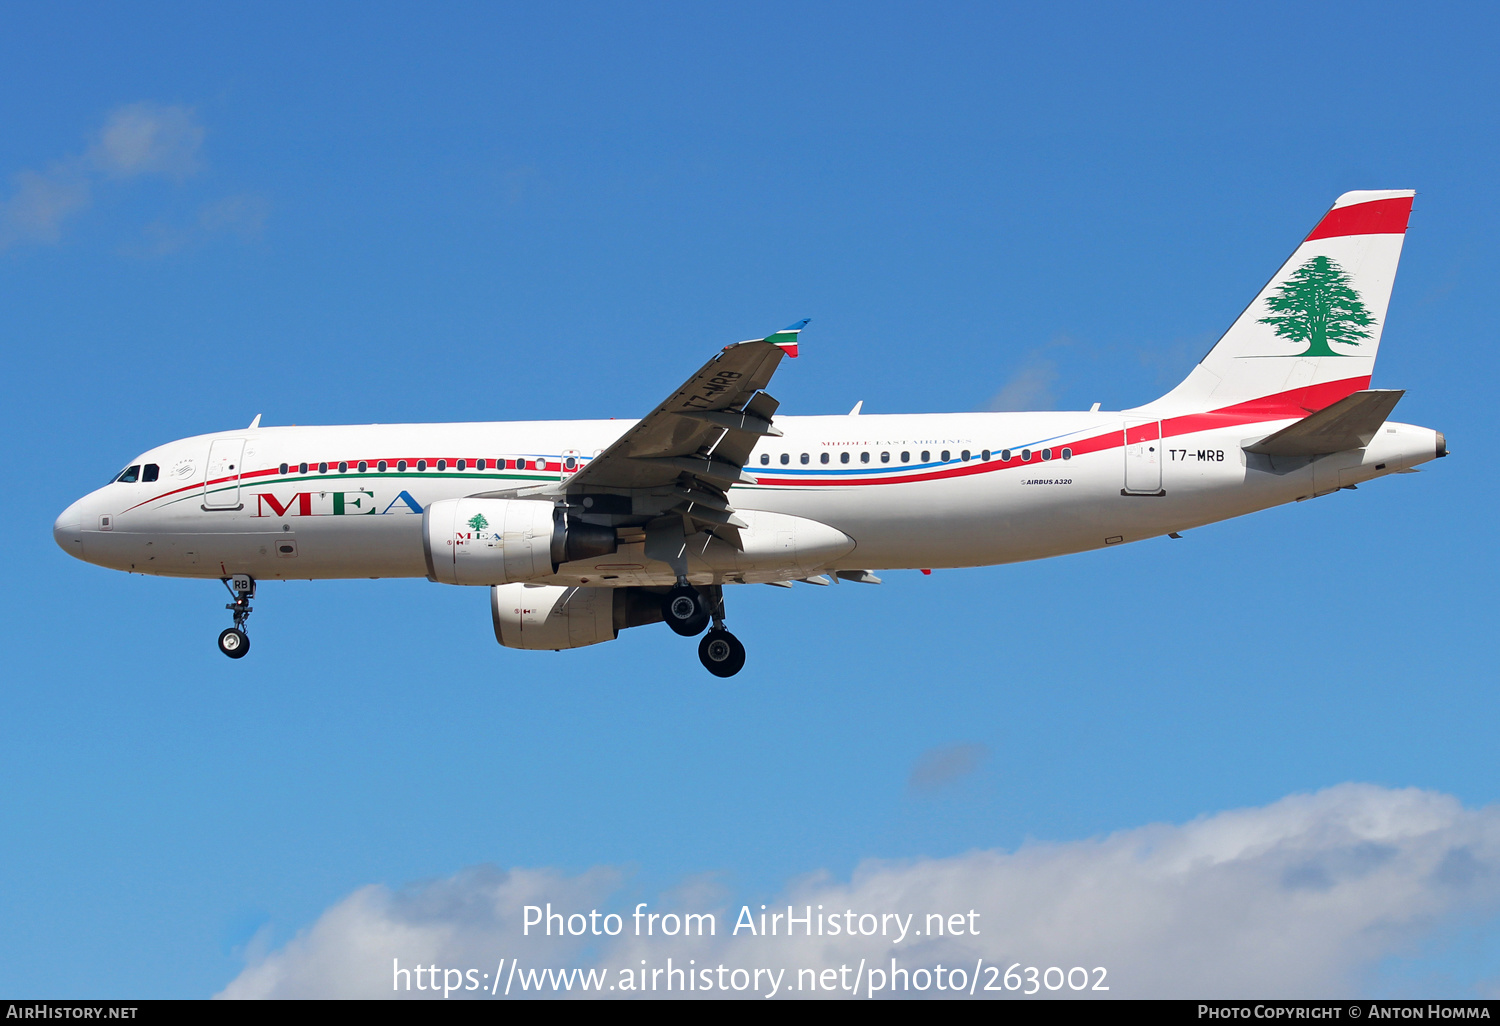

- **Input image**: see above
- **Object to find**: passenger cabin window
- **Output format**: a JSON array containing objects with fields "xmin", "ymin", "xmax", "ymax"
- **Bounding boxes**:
[
  {"xmin": 479, "ymin": 459, "xmax": 489, "ymax": 471},
  {"xmin": 982, "ymin": 450, "xmax": 990, "ymax": 461},
  {"xmin": 860, "ymin": 452, "xmax": 870, "ymax": 463},
  {"xmin": 760, "ymin": 453, "xmax": 770, "ymax": 465},
  {"xmin": 437, "ymin": 459, "xmax": 447, "ymax": 471},
  {"xmin": 397, "ymin": 460, "xmax": 407, "ymax": 472},
  {"xmin": 921, "ymin": 450, "xmax": 930, "ymax": 462},
  {"xmin": 116, "ymin": 465, "xmax": 140, "ymax": 484},
  {"xmin": 339, "ymin": 462, "xmax": 349, "ymax": 473},
  {"xmin": 901, "ymin": 451, "xmax": 910, "ymax": 463},
  {"xmin": 1042, "ymin": 448, "xmax": 1052, "ymax": 461},
  {"xmin": 298, "ymin": 462, "xmax": 308, "ymax": 474},
  {"xmin": 1001, "ymin": 450, "xmax": 1011, "ymax": 461},
  {"xmin": 377, "ymin": 460, "xmax": 387, "ymax": 472},
  {"xmin": 319, "ymin": 462, "xmax": 329, "ymax": 474},
  {"xmin": 457, "ymin": 459, "xmax": 467, "ymax": 471},
  {"xmin": 278, "ymin": 463, "xmax": 289, "ymax": 475},
  {"xmin": 142, "ymin": 464, "xmax": 160, "ymax": 482},
  {"xmin": 941, "ymin": 450, "xmax": 951, "ymax": 462},
  {"xmin": 1061, "ymin": 448, "xmax": 1072, "ymax": 460},
  {"xmin": 1021, "ymin": 449, "xmax": 1031, "ymax": 461},
  {"xmin": 357, "ymin": 461, "xmax": 368, "ymax": 472},
  {"xmin": 800, "ymin": 453, "xmax": 809, "ymax": 464},
  {"xmin": 417, "ymin": 459, "xmax": 427, "ymax": 471},
  {"xmin": 961, "ymin": 450, "xmax": 971, "ymax": 461},
  {"xmin": 780, "ymin": 453, "xmax": 789, "ymax": 465},
  {"xmin": 880, "ymin": 451, "xmax": 890, "ymax": 463},
  {"xmin": 840, "ymin": 452, "xmax": 850, "ymax": 464}
]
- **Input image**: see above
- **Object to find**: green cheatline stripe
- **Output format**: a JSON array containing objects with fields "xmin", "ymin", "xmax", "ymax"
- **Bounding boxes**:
[{"xmin": 158, "ymin": 471, "xmax": 544, "ymax": 508}]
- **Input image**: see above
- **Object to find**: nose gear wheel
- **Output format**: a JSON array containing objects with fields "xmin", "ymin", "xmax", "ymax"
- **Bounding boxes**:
[{"xmin": 218, "ymin": 628, "xmax": 250, "ymax": 658}]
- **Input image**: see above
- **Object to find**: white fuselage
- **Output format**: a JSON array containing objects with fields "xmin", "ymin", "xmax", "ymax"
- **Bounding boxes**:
[{"xmin": 53, "ymin": 410, "xmax": 1443, "ymax": 587}]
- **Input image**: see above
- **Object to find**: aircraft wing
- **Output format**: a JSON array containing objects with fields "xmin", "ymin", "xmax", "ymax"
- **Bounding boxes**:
[
  {"xmin": 564, "ymin": 321, "xmax": 806, "ymax": 496},
  {"xmin": 1244, "ymin": 389, "xmax": 1405, "ymax": 457}
]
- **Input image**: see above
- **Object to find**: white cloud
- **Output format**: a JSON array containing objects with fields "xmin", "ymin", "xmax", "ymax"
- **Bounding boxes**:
[
  {"xmin": 91, "ymin": 103, "xmax": 204, "ymax": 180},
  {"xmin": 220, "ymin": 867, "xmax": 623, "ymax": 999},
  {"xmin": 196, "ymin": 194, "xmax": 270, "ymax": 238},
  {"xmin": 908, "ymin": 742, "xmax": 988, "ymax": 792},
  {"xmin": 134, "ymin": 194, "xmax": 272, "ymax": 255},
  {"xmin": 987, "ymin": 336, "xmax": 1073, "ymax": 411},
  {"xmin": 0, "ymin": 166, "xmax": 91, "ymax": 247},
  {"xmin": 1, "ymin": 102, "xmax": 213, "ymax": 252},
  {"xmin": 217, "ymin": 784, "xmax": 1500, "ymax": 999}
]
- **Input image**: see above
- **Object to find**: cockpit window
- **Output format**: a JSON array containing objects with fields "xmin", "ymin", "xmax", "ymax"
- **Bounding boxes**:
[
  {"xmin": 115, "ymin": 465, "xmax": 140, "ymax": 484},
  {"xmin": 142, "ymin": 464, "xmax": 160, "ymax": 482}
]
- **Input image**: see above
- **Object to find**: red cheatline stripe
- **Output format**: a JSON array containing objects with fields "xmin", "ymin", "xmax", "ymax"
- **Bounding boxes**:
[
  {"xmin": 752, "ymin": 376, "xmax": 1370, "ymax": 488},
  {"xmin": 1305, "ymin": 196, "xmax": 1412, "ymax": 241}
]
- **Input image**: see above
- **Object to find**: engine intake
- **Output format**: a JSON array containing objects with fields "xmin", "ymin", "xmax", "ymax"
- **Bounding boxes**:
[{"xmin": 423, "ymin": 498, "xmax": 617, "ymax": 586}]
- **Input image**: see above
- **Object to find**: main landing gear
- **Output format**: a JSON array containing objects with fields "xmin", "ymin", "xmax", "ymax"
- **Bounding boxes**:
[
  {"xmin": 662, "ymin": 580, "xmax": 746, "ymax": 677},
  {"xmin": 218, "ymin": 575, "xmax": 254, "ymax": 659}
]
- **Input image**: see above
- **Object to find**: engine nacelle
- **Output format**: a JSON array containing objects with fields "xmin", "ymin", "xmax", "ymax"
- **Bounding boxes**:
[
  {"xmin": 491, "ymin": 583, "xmax": 663, "ymax": 650},
  {"xmin": 424, "ymin": 498, "xmax": 616, "ymax": 585}
]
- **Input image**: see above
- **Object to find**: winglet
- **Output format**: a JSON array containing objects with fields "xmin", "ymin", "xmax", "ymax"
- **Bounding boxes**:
[{"xmin": 764, "ymin": 319, "xmax": 809, "ymax": 358}]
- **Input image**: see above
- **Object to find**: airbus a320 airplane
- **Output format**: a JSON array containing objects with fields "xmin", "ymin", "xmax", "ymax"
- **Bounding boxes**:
[{"xmin": 54, "ymin": 190, "xmax": 1444, "ymax": 676}]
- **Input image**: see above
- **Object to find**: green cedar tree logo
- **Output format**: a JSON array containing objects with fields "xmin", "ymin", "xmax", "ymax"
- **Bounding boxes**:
[
  {"xmin": 467, "ymin": 513, "xmax": 489, "ymax": 533},
  {"xmin": 1257, "ymin": 255, "xmax": 1376, "ymax": 357}
]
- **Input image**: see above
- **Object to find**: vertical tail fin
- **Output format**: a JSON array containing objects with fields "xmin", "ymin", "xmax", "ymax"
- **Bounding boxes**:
[{"xmin": 1140, "ymin": 190, "xmax": 1414, "ymax": 416}]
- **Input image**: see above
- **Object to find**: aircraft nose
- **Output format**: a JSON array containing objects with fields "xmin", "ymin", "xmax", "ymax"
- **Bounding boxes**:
[{"xmin": 53, "ymin": 500, "xmax": 85, "ymax": 558}]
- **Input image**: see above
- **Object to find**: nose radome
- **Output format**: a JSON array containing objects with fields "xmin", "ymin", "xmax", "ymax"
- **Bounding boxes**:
[{"xmin": 53, "ymin": 501, "xmax": 85, "ymax": 558}]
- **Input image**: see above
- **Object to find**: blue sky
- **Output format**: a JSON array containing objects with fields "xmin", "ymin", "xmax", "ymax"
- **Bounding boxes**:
[{"xmin": 2, "ymin": 1, "xmax": 1498, "ymax": 998}]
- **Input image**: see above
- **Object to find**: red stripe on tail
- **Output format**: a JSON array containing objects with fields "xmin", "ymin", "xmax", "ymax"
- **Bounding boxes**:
[{"xmin": 1305, "ymin": 196, "xmax": 1413, "ymax": 241}]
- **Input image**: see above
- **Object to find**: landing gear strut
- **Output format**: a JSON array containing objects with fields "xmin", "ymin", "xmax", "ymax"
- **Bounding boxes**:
[
  {"xmin": 696, "ymin": 585, "xmax": 745, "ymax": 678},
  {"xmin": 218, "ymin": 575, "xmax": 254, "ymax": 659},
  {"xmin": 661, "ymin": 580, "xmax": 747, "ymax": 676}
]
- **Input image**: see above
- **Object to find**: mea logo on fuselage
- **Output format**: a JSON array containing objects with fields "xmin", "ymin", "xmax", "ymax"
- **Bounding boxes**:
[{"xmin": 254, "ymin": 491, "xmax": 424, "ymax": 517}]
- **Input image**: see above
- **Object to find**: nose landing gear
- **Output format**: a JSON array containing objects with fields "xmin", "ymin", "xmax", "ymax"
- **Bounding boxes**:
[{"xmin": 218, "ymin": 575, "xmax": 254, "ymax": 659}]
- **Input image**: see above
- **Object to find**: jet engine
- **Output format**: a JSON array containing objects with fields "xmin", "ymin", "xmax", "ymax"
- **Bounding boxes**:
[
  {"xmin": 423, "ymin": 498, "xmax": 617, "ymax": 585},
  {"xmin": 491, "ymin": 583, "xmax": 663, "ymax": 650}
]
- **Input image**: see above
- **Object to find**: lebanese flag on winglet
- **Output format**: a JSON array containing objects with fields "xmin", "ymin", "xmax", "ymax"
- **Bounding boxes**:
[
  {"xmin": 726, "ymin": 319, "xmax": 811, "ymax": 356},
  {"xmin": 765, "ymin": 318, "xmax": 810, "ymax": 358},
  {"xmin": 1305, "ymin": 189, "xmax": 1415, "ymax": 241}
]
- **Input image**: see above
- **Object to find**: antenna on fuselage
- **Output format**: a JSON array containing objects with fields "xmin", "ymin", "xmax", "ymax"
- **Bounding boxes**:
[{"xmin": 248, "ymin": 414, "xmax": 262, "ymax": 429}]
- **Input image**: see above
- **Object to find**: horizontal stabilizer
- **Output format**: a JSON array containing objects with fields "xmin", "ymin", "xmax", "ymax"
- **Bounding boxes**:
[{"xmin": 1244, "ymin": 389, "xmax": 1404, "ymax": 457}]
